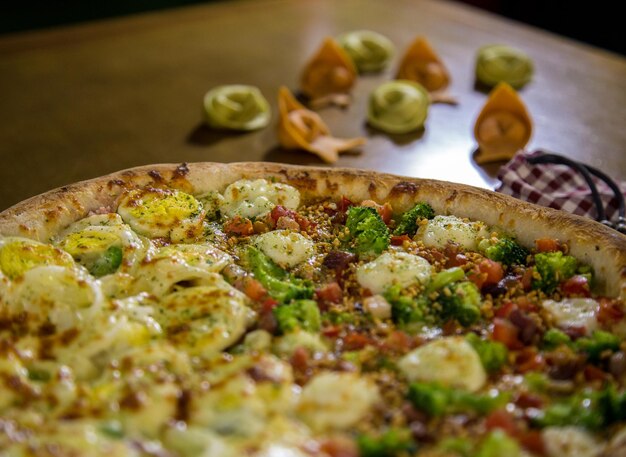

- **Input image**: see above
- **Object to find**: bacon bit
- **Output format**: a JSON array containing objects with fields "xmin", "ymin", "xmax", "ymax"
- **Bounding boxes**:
[
  {"xmin": 519, "ymin": 430, "xmax": 546, "ymax": 455},
  {"xmin": 509, "ymin": 309, "xmax": 540, "ymax": 345},
  {"xmin": 584, "ymin": 364, "xmax": 606, "ymax": 381},
  {"xmin": 322, "ymin": 325, "xmax": 341, "ymax": 338},
  {"xmin": 561, "ymin": 325, "xmax": 586, "ymax": 340},
  {"xmin": 257, "ymin": 308, "xmax": 278, "ymax": 334},
  {"xmin": 276, "ymin": 215, "xmax": 300, "ymax": 231},
  {"xmin": 597, "ymin": 298, "xmax": 625, "ymax": 324},
  {"xmin": 441, "ymin": 319, "xmax": 463, "ymax": 336},
  {"xmin": 290, "ymin": 347, "xmax": 310, "ymax": 373},
  {"xmin": 514, "ymin": 296, "xmax": 539, "ymax": 313},
  {"xmin": 337, "ymin": 196, "xmax": 354, "ymax": 212},
  {"xmin": 261, "ymin": 298, "xmax": 279, "ymax": 313},
  {"xmin": 514, "ymin": 391, "xmax": 544, "ymax": 409},
  {"xmin": 535, "ymin": 238, "xmax": 561, "ymax": 253},
  {"xmin": 520, "ymin": 268, "xmax": 534, "ymax": 291},
  {"xmin": 391, "ymin": 234, "xmax": 411, "ymax": 246},
  {"xmin": 315, "ymin": 282, "xmax": 343, "ymax": 310},
  {"xmin": 443, "ymin": 243, "xmax": 469, "ymax": 268},
  {"xmin": 223, "ymin": 216, "xmax": 254, "ymax": 236},
  {"xmin": 560, "ymin": 275, "xmax": 591, "ymax": 297},
  {"xmin": 485, "ymin": 409, "xmax": 519, "ymax": 437},
  {"xmin": 361, "ymin": 200, "xmax": 393, "ymax": 224},
  {"xmin": 515, "ymin": 347, "xmax": 545, "ymax": 373},
  {"xmin": 492, "ymin": 318, "xmax": 524, "ymax": 350},
  {"xmin": 319, "ymin": 436, "xmax": 360, "ymax": 457},
  {"xmin": 322, "ymin": 251, "xmax": 357, "ymax": 275},
  {"xmin": 342, "ymin": 332, "xmax": 373, "ymax": 350},
  {"xmin": 382, "ymin": 330, "xmax": 415, "ymax": 352}
]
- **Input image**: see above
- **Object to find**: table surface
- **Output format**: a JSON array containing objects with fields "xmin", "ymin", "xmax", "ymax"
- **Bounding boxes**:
[{"xmin": 1, "ymin": 0, "xmax": 625, "ymax": 211}]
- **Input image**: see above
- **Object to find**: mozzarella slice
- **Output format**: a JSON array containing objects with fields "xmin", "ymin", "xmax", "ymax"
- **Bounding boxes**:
[
  {"xmin": 11, "ymin": 265, "xmax": 103, "ymax": 331},
  {"xmin": 254, "ymin": 230, "xmax": 314, "ymax": 268},
  {"xmin": 543, "ymin": 426, "xmax": 604, "ymax": 457},
  {"xmin": 221, "ymin": 179, "xmax": 300, "ymax": 218},
  {"xmin": 418, "ymin": 215, "xmax": 490, "ymax": 251},
  {"xmin": 157, "ymin": 278, "xmax": 250, "ymax": 356},
  {"xmin": 117, "ymin": 188, "xmax": 205, "ymax": 241},
  {"xmin": 398, "ymin": 336, "xmax": 487, "ymax": 392},
  {"xmin": 0, "ymin": 237, "xmax": 75, "ymax": 280},
  {"xmin": 542, "ymin": 298, "xmax": 599, "ymax": 334},
  {"xmin": 296, "ymin": 372, "xmax": 379, "ymax": 432},
  {"xmin": 356, "ymin": 251, "xmax": 432, "ymax": 294},
  {"xmin": 133, "ymin": 243, "xmax": 231, "ymax": 297}
]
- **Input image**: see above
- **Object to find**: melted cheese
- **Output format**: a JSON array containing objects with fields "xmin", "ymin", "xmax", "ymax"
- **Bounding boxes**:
[
  {"xmin": 0, "ymin": 237, "xmax": 75, "ymax": 280},
  {"xmin": 356, "ymin": 251, "xmax": 432, "ymax": 294},
  {"xmin": 542, "ymin": 426, "xmax": 603, "ymax": 457},
  {"xmin": 117, "ymin": 188, "xmax": 205, "ymax": 241},
  {"xmin": 132, "ymin": 243, "xmax": 231, "ymax": 297},
  {"xmin": 221, "ymin": 179, "xmax": 300, "ymax": 218},
  {"xmin": 296, "ymin": 372, "xmax": 379, "ymax": 432},
  {"xmin": 254, "ymin": 230, "xmax": 314, "ymax": 268},
  {"xmin": 418, "ymin": 215, "xmax": 490, "ymax": 251},
  {"xmin": 157, "ymin": 278, "xmax": 251, "ymax": 356},
  {"xmin": 398, "ymin": 336, "xmax": 487, "ymax": 392},
  {"xmin": 542, "ymin": 298, "xmax": 599, "ymax": 334}
]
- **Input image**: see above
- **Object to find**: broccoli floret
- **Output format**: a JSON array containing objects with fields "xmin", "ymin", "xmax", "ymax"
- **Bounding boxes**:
[
  {"xmin": 598, "ymin": 383, "xmax": 626, "ymax": 424},
  {"xmin": 357, "ymin": 428, "xmax": 415, "ymax": 457},
  {"xmin": 426, "ymin": 267, "xmax": 465, "ymax": 293},
  {"xmin": 393, "ymin": 202, "xmax": 435, "ymax": 236},
  {"xmin": 532, "ymin": 251, "xmax": 578, "ymax": 293},
  {"xmin": 476, "ymin": 430, "xmax": 520, "ymax": 457},
  {"xmin": 346, "ymin": 206, "xmax": 390, "ymax": 256},
  {"xmin": 246, "ymin": 246, "xmax": 313, "ymax": 304},
  {"xmin": 273, "ymin": 299, "xmax": 321, "ymax": 333},
  {"xmin": 90, "ymin": 245, "xmax": 123, "ymax": 277},
  {"xmin": 437, "ymin": 281, "xmax": 482, "ymax": 326},
  {"xmin": 481, "ymin": 237, "xmax": 529, "ymax": 266},
  {"xmin": 542, "ymin": 328, "xmax": 572, "ymax": 349},
  {"xmin": 575, "ymin": 330, "xmax": 620, "ymax": 362},
  {"xmin": 384, "ymin": 285, "xmax": 430, "ymax": 325},
  {"xmin": 408, "ymin": 382, "xmax": 507, "ymax": 417},
  {"xmin": 465, "ymin": 333, "xmax": 508, "ymax": 374}
]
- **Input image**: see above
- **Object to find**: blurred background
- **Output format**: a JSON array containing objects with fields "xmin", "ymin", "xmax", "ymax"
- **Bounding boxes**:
[{"xmin": 1, "ymin": 0, "xmax": 624, "ymax": 56}]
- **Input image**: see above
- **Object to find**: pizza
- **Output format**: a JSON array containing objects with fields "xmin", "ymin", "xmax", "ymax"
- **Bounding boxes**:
[{"xmin": 0, "ymin": 162, "xmax": 625, "ymax": 457}]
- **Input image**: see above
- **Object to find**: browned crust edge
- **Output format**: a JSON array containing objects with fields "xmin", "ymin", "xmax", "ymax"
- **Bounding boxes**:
[{"xmin": 1, "ymin": 161, "xmax": 624, "ymax": 298}]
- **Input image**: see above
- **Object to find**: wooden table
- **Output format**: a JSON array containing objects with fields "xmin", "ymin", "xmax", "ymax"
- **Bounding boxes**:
[{"xmin": 1, "ymin": 0, "xmax": 625, "ymax": 211}]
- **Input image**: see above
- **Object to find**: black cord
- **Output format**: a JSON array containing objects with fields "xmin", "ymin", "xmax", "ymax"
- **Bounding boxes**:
[
  {"xmin": 583, "ymin": 163, "xmax": 626, "ymax": 234},
  {"xmin": 526, "ymin": 152, "xmax": 609, "ymax": 226}
]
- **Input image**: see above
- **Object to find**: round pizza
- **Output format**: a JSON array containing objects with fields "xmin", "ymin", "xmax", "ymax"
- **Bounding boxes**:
[{"xmin": 0, "ymin": 162, "xmax": 625, "ymax": 457}]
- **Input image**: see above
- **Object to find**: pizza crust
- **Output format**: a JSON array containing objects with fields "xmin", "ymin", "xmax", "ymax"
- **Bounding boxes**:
[{"xmin": 1, "ymin": 161, "xmax": 624, "ymax": 299}]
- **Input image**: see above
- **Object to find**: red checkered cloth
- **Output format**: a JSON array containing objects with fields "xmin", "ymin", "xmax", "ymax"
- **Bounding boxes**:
[{"xmin": 496, "ymin": 150, "xmax": 626, "ymax": 222}]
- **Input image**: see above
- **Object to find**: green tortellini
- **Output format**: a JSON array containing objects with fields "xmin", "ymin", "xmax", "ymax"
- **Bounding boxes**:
[
  {"xmin": 337, "ymin": 30, "xmax": 395, "ymax": 73},
  {"xmin": 203, "ymin": 84, "xmax": 271, "ymax": 131},
  {"xmin": 367, "ymin": 80, "xmax": 430, "ymax": 134},
  {"xmin": 475, "ymin": 44, "xmax": 534, "ymax": 89}
]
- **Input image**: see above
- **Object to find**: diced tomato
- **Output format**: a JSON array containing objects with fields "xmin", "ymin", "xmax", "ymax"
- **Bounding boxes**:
[
  {"xmin": 449, "ymin": 253, "xmax": 469, "ymax": 267},
  {"xmin": 492, "ymin": 318, "xmax": 523, "ymax": 350},
  {"xmin": 391, "ymin": 234, "xmax": 411, "ymax": 246},
  {"xmin": 535, "ymin": 237, "xmax": 560, "ymax": 253},
  {"xmin": 243, "ymin": 278, "xmax": 268, "ymax": 302},
  {"xmin": 495, "ymin": 301, "xmax": 518, "ymax": 319},
  {"xmin": 270, "ymin": 205, "xmax": 295, "ymax": 222},
  {"xmin": 480, "ymin": 258, "xmax": 504, "ymax": 286},
  {"xmin": 560, "ymin": 275, "xmax": 591, "ymax": 297},
  {"xmin": 467, "ymin": 269, "xmax": 488, "ymax": 289},
  {"xmin": 261, "ymin": 297, "xmax": 279, "ymax": 313},
  {"xmin": 223, "ymin": 215, "xmax": 254, "ymax": 236},
  {"xmin": 515, "ymin": 295, "xmax": 539, "ymax": 313},
  {"xmin": 485, "ymin": 409, "xmax": 519, "ymax": 437},
  {"xmin": 515, "ymin": 347, "xmax": 545, "ymax": 373},
  {"xmin": 597, "ymin": 298, "xmax": 625, "ymax": 324},
  {"xmin": 342, "ymin": 333, "xmax": 373, "ymax": 350},
  {"xmin": 519, "ymin": 430, "xmax": 546, "ymax": 455},
  {"xmin": 316, "ymin": 282, "xmax": 343, "ymax": 305},
  {"xmin": 337, "ymin": 196, "xmax": 354, "ymax": 212}
]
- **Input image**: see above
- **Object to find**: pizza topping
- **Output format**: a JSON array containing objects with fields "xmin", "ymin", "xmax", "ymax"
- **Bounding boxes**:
[
  {"xmin": 117, "ymin": 188, "xmax": 205, "ymax": 242},
  {"xmin": 254, "ymin": 230, "xmax": 315, "ymax": 268},
  {"xmin": 1, "ymin": 177, "xmax": 625, "ymax": 456}
]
